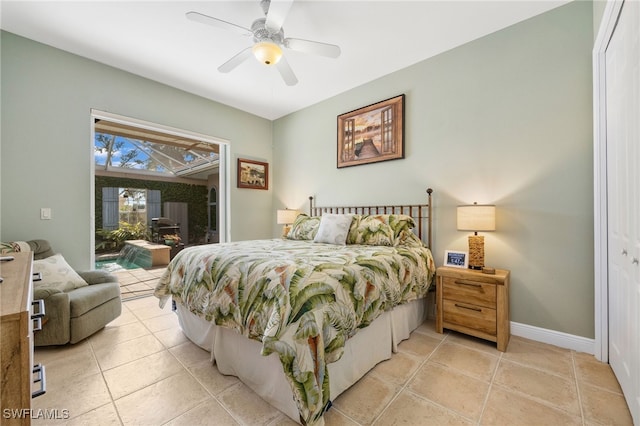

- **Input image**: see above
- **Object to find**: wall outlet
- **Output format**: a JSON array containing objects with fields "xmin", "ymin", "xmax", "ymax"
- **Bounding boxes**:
[{"xmin": 40, "ymin": 208, "xmax": 52, "ymax": 220}]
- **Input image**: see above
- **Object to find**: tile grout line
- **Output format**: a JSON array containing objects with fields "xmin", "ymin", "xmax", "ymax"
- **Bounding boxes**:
[
  {"xmin": 148, "ymin": 303, "xmax": 246, "ymax": 426},
  {"xmin": 90, "ymin": 299, "xmax": 175, "ymax": 425},
  {"xmin": 571, "ymin": 350, "xmax": 587, "ymax": 426},
  {"xmin": 94, "ymin": 300, "xmax": 211, "ymax": 426},
  {"xmin": 369, "ymin": 331, "xmax": 457, "ymax": 425},
  {"xmin": 87, "ymin": 334, "xmax": 126, "ymax": 426},
  {"xmin": 390, "ymin": 333, "xmax": 495, "ymax": 425},
  {"xmin": 477, "ymin": 349, "xmax": 504, "ymax": 425}
]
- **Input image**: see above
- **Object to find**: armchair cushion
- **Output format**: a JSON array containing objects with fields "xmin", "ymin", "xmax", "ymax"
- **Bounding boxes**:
[
  {"xmin": 27, "ymin": 239, "xmax": 56, "ymax": 260},
  {"xmin": 33, "ymin": 286, "xmax": 63, "ymax": 300},
  {"xmin": 69, "ymin": 282, "xmax": 121, "ymax": 318},
  {"xmin": 78, "ymin": 270, "xmax": 118, "ymax": 285}
]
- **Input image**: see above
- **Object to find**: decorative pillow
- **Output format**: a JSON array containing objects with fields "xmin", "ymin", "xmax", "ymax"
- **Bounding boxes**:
[
  {"xmin": 0, "ymin": 241, "xmax": 31, "ymax": 255},
  {"xmin": 287, "ymin": 214, "xmax": 321, "ymax": 240},
  {"xmin": 33, "ymin": 254, "xmax": 88, "ymax": 294},
  {"xmin": 347, "ymin": 215, "xmax": 395, "ymax": 246},
  {"xmin": 347, "ymin": 214, "xmax": 417, "ymax": 246},
  {"xmin": 394, "ymin": 229, "xmax": 424, "ymax": 247},
  {"xmin": 388, "ymin": 214, "xmax": 417, "ymax": 237},
  {"xmin": 313, "ymin": 214, "xmax": 354, "ymax": 245}
]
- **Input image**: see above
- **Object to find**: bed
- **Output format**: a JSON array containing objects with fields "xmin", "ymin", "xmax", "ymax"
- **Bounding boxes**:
[{"xmin": 154, "ymin": 189, "xmax": 435, "ymax": 425}]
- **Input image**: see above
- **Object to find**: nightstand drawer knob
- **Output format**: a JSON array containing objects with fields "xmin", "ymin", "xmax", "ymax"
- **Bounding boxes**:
[
  {"xmin": 455, "ymin": 303, "xmax": 482, "ymax": 312},
  {"xmin": 622, "ymin": 249, "xmax": 628, "ymax": 256},
  {"xmin": 633, "ymin": 258, "xmax": 639, "ymax": 265}
]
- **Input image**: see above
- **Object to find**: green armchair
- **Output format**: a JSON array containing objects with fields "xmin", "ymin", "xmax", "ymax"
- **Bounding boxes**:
[{"xmin": 2, "ymin": 239, "xmax": 122, "ymax": 346}]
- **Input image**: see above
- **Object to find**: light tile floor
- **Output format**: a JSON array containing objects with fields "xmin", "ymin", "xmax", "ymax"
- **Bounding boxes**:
[
  {"xmin": 111, "ymin": 267, "xmax": 166, "ymax": 301},
  {"xmin": 33, "ymin": 296, "xmax": 633, "ymax": 425}
]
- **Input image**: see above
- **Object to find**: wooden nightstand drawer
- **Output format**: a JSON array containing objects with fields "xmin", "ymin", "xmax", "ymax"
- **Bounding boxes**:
[
  {"xmin": 436, "ymin": 266, "xmax": 510, "ymax": 351},
  {"xmin": 442, "ymin": 276, "xmax": 496, "ymax": 308},
  {"xmin": 442, "ymin": 299, "xmax": 497, "ymax": 335}
]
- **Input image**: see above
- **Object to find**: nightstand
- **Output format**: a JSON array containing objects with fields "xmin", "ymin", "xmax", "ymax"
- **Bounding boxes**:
[{"xmin": 436, "ymin": 266, "xmax": 510, "ymax": 351}]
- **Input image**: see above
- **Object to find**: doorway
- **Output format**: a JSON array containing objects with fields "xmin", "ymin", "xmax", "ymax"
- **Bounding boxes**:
[{"xmin": 90, "ymin": 110, "xmax": 230, "ymax": 265}]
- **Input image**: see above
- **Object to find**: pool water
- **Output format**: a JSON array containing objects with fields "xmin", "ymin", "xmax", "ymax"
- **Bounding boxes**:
[
  {"xmin": 96, "ymin": 243, "xmax": 158, "ymax": 272},
  {"xmin": 95, "ymin": 258, "xmax": 144, "ymax": 272}
]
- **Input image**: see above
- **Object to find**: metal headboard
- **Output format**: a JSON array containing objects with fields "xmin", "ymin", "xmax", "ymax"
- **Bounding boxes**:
[{"xmin": 308, "ymin": 188, "xmax": 434, "ymax": 248}]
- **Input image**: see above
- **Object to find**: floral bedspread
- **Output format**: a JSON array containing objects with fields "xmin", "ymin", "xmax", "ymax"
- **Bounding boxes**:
[{"xmin": 154, "ymin": 238, "xmax": 435, "ymax": 425}]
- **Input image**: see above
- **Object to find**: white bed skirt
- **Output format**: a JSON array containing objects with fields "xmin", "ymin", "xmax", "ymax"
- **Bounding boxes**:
[{"xmin": 174, "ymin": 298, "xmax": 427, "ymax": 423}]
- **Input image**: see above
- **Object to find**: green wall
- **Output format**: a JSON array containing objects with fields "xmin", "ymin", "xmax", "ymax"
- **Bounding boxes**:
[
  {"xmin": 1, "ymin": 31, "xmax": 273, "ymax": 269},
  {"xmin": 272, "ymin": 2, "xmax": 595, "ymax": 338},
  {"xmin": 1, "ymin": 1, "xmax": 598, "ymax": 339}
]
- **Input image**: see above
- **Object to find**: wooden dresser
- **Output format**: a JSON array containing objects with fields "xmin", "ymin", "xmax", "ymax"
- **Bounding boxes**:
[
  {"xmin": 435, "ymin": 266, "xmax": 510, "ymax": 351},
  {"xmin": 1, "ymin": 252, "xmax": 45, "ymax": 425}
]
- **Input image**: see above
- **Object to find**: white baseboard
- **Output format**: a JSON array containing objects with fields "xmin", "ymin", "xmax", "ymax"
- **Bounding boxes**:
[{"xmin": 511, "ymin": 321, "xmax": 595, "ymax": 355}]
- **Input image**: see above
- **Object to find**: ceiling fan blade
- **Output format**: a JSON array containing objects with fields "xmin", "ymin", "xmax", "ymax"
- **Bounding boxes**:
[
  {"xmin": 276, "ymin": 56, "xmax": 298, "ymax": 86},
  {"xmin": 218, "ymin": 47, "xmax": 253, "ymax": 73},
  {"xmin": 264, "ymin": 0, "xmax": 294, "ymax": 33},
  {"xmin": 284, "ymin": 38, "xmax": 341, "ymax": 58},
  {"xmin": 186, "ymin": 11, "xmax": 252, "ymax": 37}
]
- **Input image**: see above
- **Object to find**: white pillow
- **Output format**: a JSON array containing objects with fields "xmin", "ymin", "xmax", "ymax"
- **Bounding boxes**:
[
  {"xmin": 313, "ymin": 214, "xmax": 353, "ymax": 245},
  {"xmin": 33, "ymin": 253, "xmax": 88, "ymax": 293}
]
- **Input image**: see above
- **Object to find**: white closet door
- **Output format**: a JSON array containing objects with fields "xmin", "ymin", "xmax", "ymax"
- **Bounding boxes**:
[{"xmin": 605, "ymin": 1, "xmax": 640, "ymax": 422}]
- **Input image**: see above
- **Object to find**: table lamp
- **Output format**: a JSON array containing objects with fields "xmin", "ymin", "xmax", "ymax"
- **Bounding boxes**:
[
  {"xmin": 457, "ymin": 203, "xmax": 496, "ymax": 270},
  {"xmin": 277, "ymin": 209, "xmax": 300, "ymax": 237}
]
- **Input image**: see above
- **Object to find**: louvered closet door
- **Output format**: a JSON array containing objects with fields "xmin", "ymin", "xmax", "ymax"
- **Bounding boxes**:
[{"xmin": 605, "ymin": 1, "xmax": 640, "ymax": 423}]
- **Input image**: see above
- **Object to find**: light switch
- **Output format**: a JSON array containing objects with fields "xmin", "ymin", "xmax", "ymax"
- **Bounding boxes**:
[{"xmin": 40, "ymin": 208, "xmax": 52, "ymax": 220}]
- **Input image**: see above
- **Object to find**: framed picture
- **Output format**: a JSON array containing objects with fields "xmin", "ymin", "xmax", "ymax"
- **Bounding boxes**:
[
  {"xmin": 444, "ymin": 250, "xmax": 468, "ymax": 269},
  {"xmin": 337, "ymin": 94, "xmax": 405, "ymax": 168},
  {"xmin": 237, "ymin": 158, "xmax": 268, "ymax": 190}
]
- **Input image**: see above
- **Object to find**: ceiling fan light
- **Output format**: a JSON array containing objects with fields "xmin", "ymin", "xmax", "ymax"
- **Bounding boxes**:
[{"xmin": 252, "ymin": 41, "xmax": 283, "ymax": 66}]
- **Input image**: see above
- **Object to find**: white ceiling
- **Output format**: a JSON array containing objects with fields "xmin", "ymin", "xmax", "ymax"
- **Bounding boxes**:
[{"xmin": 0, "ymin": 0, "xmax": 568, "ymax": 120}]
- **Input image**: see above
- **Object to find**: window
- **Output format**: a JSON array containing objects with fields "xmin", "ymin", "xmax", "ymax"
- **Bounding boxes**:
[
  {"xmin": 94, "ymin": 119, "xmax": 220, "ymax": 179},
  {"xmin": 91, "ymin": 109, "xmax": 230, "ymax": 259}
]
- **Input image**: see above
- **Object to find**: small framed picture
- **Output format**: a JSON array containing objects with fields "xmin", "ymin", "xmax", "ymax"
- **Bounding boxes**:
[
  {"xmin": 444, "ymin": 250, "xmax": 468, "ymax": 269},
  {"xmin": 237, "ymin": 158, "xmax": 268, "ymax": 190}
]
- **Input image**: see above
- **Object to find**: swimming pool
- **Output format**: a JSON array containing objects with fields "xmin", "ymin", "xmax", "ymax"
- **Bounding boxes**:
[{"xmin": 95, "ymin": 257, "xmax": 144, "ymax": 272}]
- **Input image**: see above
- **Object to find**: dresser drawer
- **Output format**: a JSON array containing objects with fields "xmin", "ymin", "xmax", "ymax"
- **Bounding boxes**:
[
  {"xmin": 442, "ymin": 276, "xmax": 496, "ymax": 308},
  {"xmin": 443, "ymin": 299, "xmax": 497, "ymax": 335}
]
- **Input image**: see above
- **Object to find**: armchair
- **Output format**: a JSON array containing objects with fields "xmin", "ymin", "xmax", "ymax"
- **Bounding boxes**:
[{"xmin": 1, "ymin": 239, "xmax": 122, "ymax": 346}]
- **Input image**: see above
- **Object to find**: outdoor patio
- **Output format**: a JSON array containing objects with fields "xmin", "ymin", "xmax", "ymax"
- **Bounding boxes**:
[{"xmin": 111, "ymin": 266, "xmax": 166, "ymax": 300}]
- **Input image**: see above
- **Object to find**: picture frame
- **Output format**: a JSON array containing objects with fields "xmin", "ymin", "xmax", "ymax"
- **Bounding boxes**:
[
  {"xmin": 444, "ymin": 250, "xmax": 468, "ymax": 269},
  {"xmin": 337, "ymin": 94, "xmax": 405, "ymax": 168},
  {"xmin": 237, "ymin": 158, "xmax": 268, "ymax": 190}
]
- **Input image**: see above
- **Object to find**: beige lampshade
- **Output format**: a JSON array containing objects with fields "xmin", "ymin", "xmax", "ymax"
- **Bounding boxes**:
[
  {"xmin": 457, "ymin": 204, "xmax": 496, "ymax": 232},
  {"xmin": 277, "ymin": 209, "xmax": 299, "ymax": 225}
]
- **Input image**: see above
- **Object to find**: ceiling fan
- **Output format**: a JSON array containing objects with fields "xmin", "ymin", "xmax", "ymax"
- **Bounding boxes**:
[{"xmin": 186, "ymin": 0, "xmax": 341, "ymax": 86}]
